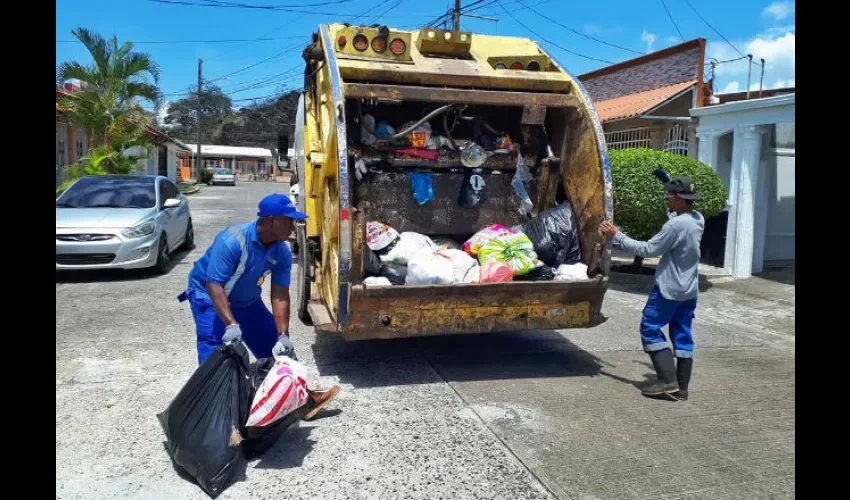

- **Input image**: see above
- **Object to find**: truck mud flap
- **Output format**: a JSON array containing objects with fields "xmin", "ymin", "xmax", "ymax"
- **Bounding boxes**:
[{"xmin": 339, "ymin": 278, "xmax": 607, "ymax": 340}]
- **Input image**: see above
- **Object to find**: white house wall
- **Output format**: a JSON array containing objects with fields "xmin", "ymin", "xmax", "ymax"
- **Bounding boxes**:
[{"xmin": 691, "ymin": 94, "xmax": 795, "ymax": 278}]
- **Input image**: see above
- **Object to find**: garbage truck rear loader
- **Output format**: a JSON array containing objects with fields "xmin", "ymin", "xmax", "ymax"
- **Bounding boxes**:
[{"xmin": 293, "ymin": 24, "xmax": 613, "ymax": 340}]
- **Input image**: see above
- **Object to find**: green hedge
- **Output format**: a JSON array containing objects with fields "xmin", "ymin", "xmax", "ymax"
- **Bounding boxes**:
[{"xmin": 609, "ymin": 148, "xmax": 726, "ymax": 240}]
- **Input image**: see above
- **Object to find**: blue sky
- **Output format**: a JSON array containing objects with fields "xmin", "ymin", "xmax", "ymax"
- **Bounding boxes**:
[{"xmin": 56, "ymin": 0, "xmax": 795, "ymax": 113}]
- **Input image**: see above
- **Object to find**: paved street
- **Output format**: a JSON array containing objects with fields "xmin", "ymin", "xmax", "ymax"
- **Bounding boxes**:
[{"xmin": 56, "ymin": 182, "xmax": 795, "ymax": 500}]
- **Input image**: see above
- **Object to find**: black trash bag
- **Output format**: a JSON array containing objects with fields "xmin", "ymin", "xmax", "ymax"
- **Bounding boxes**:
[
  {"xmin": 522, "ymin": 201, "xmax": 581, "ymax": 267},
  {"xmin": 459, "ymin": 168, "xmax": 487, "ymax": 208},
  {"xmin": 514, "ymin": 265, "xmax": 556, "ymax": 281},
  {"xmin": 378, "ymin": 263, "xmax": 408, "ymax": 285},
  {"xmin": 242, "ymin": 357, "xmax": 308, "ymax": 460},
  {"xmin": 364, "ymin": 246, "xmax": 381, "ymax": 277},
  {"xmin": 432, "ymin": 236, "xmax": 462, "ymax": 250},
  {"xmin": 158, "ymin": 340, "xmax": 252, "ymax": 498}
]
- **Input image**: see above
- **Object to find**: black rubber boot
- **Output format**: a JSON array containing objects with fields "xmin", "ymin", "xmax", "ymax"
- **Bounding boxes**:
[
  {"xmin": 674, "ymin": 358, "xmax": 693, "ymax": 401},
  {"xmin": 641, "ymin": 348, "xmax": 679, "ymax": 398}
]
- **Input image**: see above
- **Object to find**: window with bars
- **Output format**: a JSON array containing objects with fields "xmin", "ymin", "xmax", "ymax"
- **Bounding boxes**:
[
  {"xmin": 605, "ymin": 127, "xmax": 651, "ymax": 150},
  {"xmin": 663, "ymin": 123, "xmax": 689, "ymax": 156}
]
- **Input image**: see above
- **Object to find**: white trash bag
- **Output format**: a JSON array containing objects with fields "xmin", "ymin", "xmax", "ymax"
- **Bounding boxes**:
[
  {"xmin": 405, "ymin": 248, "xmax": 455, "ymax": 285},
  {"xmin": 380, "ymin": 232, "xmax": 436, "ymax": 265},
  {"xmin": 363, "ymin": 276, "xmax": 393, "ymax": 287},
  {"xmin": 554, "ymin": 263, "xmax": 589, "ymax": 281},
  {"xmin": 438, "ymin": 248, "xmax": 478, "ymax": 283},
  {"xmin": 246, "ymin": 356, "xmax": 311, "ymax": 428}
]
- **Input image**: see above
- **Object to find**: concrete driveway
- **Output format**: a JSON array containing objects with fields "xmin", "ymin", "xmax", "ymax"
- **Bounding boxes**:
[{"xmin": 56, "ymin": 182, "xmax": 794, "ymax": 500}]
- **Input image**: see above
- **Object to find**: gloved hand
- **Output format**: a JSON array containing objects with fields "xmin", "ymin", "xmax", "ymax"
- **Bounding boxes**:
[
  {"xmin": 222, "ymin": 324, "xmax": 242, "ymax": 344},
  {"xmin": 272, "ymin": 334, "xmax": 297, "ymax": 360}
]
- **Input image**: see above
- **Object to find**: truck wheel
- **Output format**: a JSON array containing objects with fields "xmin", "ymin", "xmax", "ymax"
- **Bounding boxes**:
[{"xmin": 295, "ymin": 225, "xmax": 312, "ymax": 325}]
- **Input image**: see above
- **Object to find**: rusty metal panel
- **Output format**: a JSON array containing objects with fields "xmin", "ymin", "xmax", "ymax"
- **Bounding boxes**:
[
  {"xmin": 521, "ymin": 104, "xmax": 548, "ymax": 125},
  {"xmin": 343, "ymin": 279, "xmax": 606, "ymax": 340},
  {"xmin": 353, "ymin": 170, "xmax": 532, "ymax": 237},
  {"xmin": 344, "ymin": 83, "xmax": 577, "ymax": 108}
]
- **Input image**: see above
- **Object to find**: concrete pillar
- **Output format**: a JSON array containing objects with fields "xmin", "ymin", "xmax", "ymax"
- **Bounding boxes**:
[
  {"xmin": 687, "ymin": 121, "xmax": 698, "ymax": 158},
  {"xmin": 696, "ymin": 129, "xmax": 719, "ymax": 171},
  {"xmin": 725, "ymin": 125, "xmax": 764, "ymax": 278},
  {"xmin": 649, "ymin": 121, "xmax": 667, "ymax": 150}
]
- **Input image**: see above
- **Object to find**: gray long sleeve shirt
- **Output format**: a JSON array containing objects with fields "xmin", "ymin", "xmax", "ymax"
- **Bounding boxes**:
[{"xmin": 613, "ymin": 211, "xmax": 705, "ymax": 301}]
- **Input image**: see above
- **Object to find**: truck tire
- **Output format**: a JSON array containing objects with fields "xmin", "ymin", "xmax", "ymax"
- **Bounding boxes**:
[{"xmin": 295, "ymin": 225, "xmax": 313, "ymax": 325}]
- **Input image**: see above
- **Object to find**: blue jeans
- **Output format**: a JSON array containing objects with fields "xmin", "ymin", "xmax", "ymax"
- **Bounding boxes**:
[
  {"xmin": 640, "ymin": 286, "xmax": 696, "ymax": 359},
  {"xmin": 181, "ymin": 290, "xmax": 278, "ymax": 364}
]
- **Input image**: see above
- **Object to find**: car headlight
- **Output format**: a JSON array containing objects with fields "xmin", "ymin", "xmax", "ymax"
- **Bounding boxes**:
[{"xmin": 122, "ymin": 219, "xmax": 156, "ymax": 238}]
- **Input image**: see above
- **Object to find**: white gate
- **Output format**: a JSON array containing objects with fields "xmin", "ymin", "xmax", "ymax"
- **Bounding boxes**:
[
  {"xmin": 605, "ymin": 127, "xmax": 651, "ymax": 150},
  {"xmin": 663, "ymin": 123, "xmax": 689, "ymax": 156}
]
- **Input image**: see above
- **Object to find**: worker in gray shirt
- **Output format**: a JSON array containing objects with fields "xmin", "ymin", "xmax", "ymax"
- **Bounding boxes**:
[{"xmin": 599, "ymin": 177, "xmax": 705, "ymax": 401}]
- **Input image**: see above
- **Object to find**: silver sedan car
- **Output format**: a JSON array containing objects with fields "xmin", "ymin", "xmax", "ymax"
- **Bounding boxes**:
[{"xmin": 56, "ymin": 175, "xmax": 194, "ymax": 274}]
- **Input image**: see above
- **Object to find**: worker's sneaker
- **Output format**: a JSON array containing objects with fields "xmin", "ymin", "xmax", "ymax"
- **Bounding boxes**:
[
  {"xmin": 303, "ymin": 385, "xmax": 341, "ymax": 421},
  {"xmin": 673, "ymin": 357, "xmax": 693, "ymax": 401},
  {"xmin": 641, "ymin": 349, "xmax": 679, "ymax": 398}
]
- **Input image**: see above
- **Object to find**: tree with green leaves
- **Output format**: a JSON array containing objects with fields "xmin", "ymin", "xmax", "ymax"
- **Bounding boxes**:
[
  {"xmin": 56, "ymin": 27, "xmax": 161, "ymax": 187},
  {"xmin": 163, "ymin": 84, "xmax": 234, "ymax": 144},
  {"xmin": 608, "ymin": 148, "xmax": 727, "ymax": 271}
]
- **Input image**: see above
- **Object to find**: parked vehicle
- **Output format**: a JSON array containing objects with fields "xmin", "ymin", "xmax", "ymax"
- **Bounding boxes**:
[
  {"xmin": 210, "ymin": 168, "xmax": 236, "ymax": 186},
  {"xmin": 293, "ymin": 24, "xmax": 612, "ymax": 340},
  {"xmin": 56, "ymin": 175, "xmax": 194, "ymax": 274}
]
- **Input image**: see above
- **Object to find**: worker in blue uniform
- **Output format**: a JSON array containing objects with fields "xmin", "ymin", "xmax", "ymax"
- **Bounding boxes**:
[{"xmin": 179, "ymin": 193, "xmax": 339, "ymax": 420}]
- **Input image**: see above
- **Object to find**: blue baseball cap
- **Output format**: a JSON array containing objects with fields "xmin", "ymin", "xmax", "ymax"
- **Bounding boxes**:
[{"xmin": 257, "ymin": 193, "xmax": 308, "ymax": 220}]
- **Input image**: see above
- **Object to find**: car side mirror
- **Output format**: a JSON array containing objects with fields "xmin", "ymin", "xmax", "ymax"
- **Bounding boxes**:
[{"xmin": 163, "ymin": 198, "xmax": 181, "ymax": 209}]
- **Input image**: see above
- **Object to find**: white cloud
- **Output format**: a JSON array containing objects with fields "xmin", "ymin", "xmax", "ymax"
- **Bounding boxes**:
[
  {"xmin": 641, "ymin": 29, "xmax": 657, "ymax": 52},
  {"xmin": 585, "ymin": 24, "xmax": 621, "ymax": 36},
  {"xmin": 762, "ymin": 1, "xmax": 795, "ymax": 21},
  {"xmin": 707, "ymin": 26, "xmax": 794, "ymax": 93},
  {"xmin": 155, "ymin": 100, "xmax": 170, "ymax": 128},
  {"xmin": 667, "ymin": 36, "xmax": 680, "ymax": 43}
]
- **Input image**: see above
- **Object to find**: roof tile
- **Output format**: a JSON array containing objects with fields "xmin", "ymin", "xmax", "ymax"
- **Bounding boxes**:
[{"xmin": 593, "ymin": 80, "xmax": 696, "ymax": 122}]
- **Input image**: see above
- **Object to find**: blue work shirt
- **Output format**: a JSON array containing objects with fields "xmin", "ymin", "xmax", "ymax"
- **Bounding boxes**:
[{"xmin": 186, "ymin": 220, "xmax": 292, "ymax": 308}]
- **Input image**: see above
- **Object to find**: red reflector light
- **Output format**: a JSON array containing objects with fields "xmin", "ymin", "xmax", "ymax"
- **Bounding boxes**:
[
  {"xmin": 337, "ymin": 36, "xmax": 347, "ymax": 48},
  {"xmin": 371, "ymin": 36, "xmax": 387, "ymax": 53},
  {"xmin": 510, "ymin": 62, "xmax": 523, "ymax": 70},
  {"xmin": 390, "ymin": 38, "xmax": 406, "ymax": 55},
  {"xmin": 353, "ymin": 33, "xmax": 369, "ymax": 51}
]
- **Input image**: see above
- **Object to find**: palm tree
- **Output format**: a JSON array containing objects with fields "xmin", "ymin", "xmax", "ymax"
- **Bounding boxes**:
[{"xmin": 56, "ymin": 28, "xmax": 161, "ymax": 161}]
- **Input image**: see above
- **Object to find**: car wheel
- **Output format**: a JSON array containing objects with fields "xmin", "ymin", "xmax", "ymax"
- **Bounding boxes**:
[
  {"xmin": 181, "ymin": 219, "xmax": 195, "ymax": 251},
  {"xmin": 153, "ymin": 234, "xmax": 170, "ymax": 275},
  {"xmin": 231, "ymin": 182, "xmax": 236, "ymax": 186}
]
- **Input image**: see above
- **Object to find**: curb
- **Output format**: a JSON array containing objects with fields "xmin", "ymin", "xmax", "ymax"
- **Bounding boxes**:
[{"xmin": 180, "ymin": 186, "xmax": 201, "ymax": 195}]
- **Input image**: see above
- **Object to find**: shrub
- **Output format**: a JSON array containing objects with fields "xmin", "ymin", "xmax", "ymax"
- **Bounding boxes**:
[
  {"xmin": 609, "ymin": 148, "xmax": 727, "ymax": 241},
  {"xmin": 201, "ymin": 168, "xmax": 214, "ymax": 184}
]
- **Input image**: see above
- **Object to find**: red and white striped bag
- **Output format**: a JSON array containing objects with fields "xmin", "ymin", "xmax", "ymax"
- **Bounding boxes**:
[{"xmin": 246, "ymin": 357, "xmax": 310, "ymax": 428}]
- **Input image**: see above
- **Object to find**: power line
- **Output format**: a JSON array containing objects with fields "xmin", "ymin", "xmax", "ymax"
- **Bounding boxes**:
[
  {"xmin": 515, "ymin": 0, "xmax": 643, "ymax": 55},
  {"xmin": 146, "ymin": 0, "xmax": 357, "ymax": 11},
  {"xmin": 56, "ymin": 35, "xmax": 304, "ymax": 44},
  {"xmin": 682, "ymin": 0, "xmax": 761, "ymax": 66},
  {"xmin": 659, "ymin": 0, "xmax": 684, "ymax": 42},
  {"xmin": 497, "ymin": 1, "xmax": 615, "ymax": 64}
]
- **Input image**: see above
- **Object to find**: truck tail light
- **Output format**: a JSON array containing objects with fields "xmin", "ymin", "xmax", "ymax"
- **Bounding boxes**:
[
  {"xmin": 390, "ymin": 38, "xmax": 406, "ymax": 55},
  {"xmin": 510, "ymin": 61, "xmax": 523, "ymax": 70},
  {"xmin": 371, "ymin": 36, "xmax": 387, "ymax": 53},
  {"xmin": 353, "ymin": 33, "xmax": 369, "ymax": 51},
  {"xmin": 337, "ymin": 35, "xmax": 347, "ymax": 48}
]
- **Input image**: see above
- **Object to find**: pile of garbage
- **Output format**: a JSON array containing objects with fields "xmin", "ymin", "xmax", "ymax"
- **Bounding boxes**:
[
  {"xmin": 355, "ymin": 110, "xmax": 532, "ymax": 212},
  {"xmin": 158, "ymin": 342, "xmax": 313, "ymax": 498},
  {"xmin": 363, "ymin": 200, "xmax": 588, "ymax": 286}
]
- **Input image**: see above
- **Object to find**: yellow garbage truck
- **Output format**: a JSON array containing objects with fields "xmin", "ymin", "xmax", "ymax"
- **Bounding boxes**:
[{"xmin": 292, "ymin": 23, "xmax": 613, "ymax": 340}]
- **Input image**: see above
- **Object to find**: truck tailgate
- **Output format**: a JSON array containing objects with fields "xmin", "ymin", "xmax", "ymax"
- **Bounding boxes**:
[{"xmin": 337, "ymin": 278, "xmax": 607, "ymax": 340}]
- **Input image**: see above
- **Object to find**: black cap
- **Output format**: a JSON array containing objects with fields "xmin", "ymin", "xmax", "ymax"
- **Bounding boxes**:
[{"xmin": 665, "ymin": 176, "xmax": 701, "ymax": 200}]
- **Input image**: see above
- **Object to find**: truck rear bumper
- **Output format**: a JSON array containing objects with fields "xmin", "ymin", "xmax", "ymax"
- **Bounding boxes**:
[{"xmin": 333, "ymin": 277, "xmax": 608, "ymax": 340}]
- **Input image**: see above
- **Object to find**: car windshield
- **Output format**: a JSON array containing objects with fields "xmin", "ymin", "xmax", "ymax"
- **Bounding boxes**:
[
  {"xmin": 215, "ymin": 169, "xmax": 232, "ymax": 175},
  {"xmin": 56, "ymin": 176, "xmax": 157, "ymax": 209}
]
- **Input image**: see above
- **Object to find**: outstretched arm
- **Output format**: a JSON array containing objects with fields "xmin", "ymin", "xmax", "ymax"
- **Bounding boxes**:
[{"xmin": 600, "ymin": 221, "xmax": 678, "ymax": 259}]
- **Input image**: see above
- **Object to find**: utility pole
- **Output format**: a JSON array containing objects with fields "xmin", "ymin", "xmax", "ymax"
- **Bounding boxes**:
[
  {"xmin": 196, "ymin": 58, "xmax": 203, "ymax": 183},
  {"xmin": 758, "ymin": 58, "xmax": 765, "ymax": 96},
  {"xmin": 453, "ymin": 0, "xmax": 461, "ymax": 31},
  {"xmin": 745, "ymin": 54, "xmax": 753, "ymax": 100}
]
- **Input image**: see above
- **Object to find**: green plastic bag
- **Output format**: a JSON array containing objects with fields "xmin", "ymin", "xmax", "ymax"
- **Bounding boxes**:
[{"xmin": 478, "ymin": 233, "xmax": 539, "ymax": 276}]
